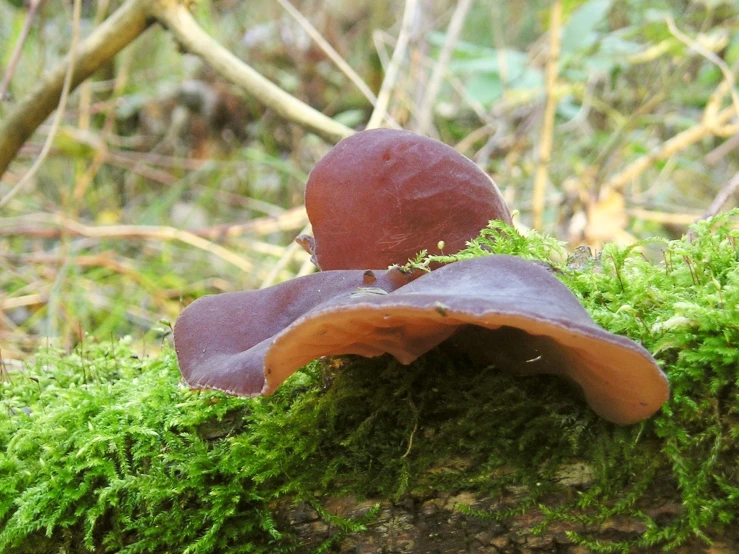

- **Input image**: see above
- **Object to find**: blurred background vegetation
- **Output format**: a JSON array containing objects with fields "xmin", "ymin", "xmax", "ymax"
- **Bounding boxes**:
[{"xmin": 0, "ymin": 0, "xmax": 737, "ymax": 360}]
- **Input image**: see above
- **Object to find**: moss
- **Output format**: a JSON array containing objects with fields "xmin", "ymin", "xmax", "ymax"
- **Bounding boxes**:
[{"xmin": 1, "ymin": 210, "xmax": 737, "ymax": 553}]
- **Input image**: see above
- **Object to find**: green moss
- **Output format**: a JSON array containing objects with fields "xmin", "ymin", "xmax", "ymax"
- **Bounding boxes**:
[{"xmin": 1, "ymin": 210, "xmax": 737, "ymax": 553}]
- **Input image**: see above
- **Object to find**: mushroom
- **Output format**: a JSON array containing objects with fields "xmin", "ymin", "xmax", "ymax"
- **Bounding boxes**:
[
  {"xmin": 175, "ymin": 255, "xmax": 668, "ymax": 424},
  {"xmin": 174, "ymin": 129, "xmax": 668, "ymax": 424},
  {"xmin": 174, "ymin": 266, "xmax": 413, "ymax": 396},
  {"xmin": 298, "ymin": 128, "xmax": 513, "ymax": 270}
]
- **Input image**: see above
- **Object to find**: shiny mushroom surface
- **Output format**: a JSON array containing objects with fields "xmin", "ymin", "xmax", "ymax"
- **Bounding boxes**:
[
  {"xmin": 300, "ymin": 128, "xmax": 512, "ymax": 270},
  {"xmin": 175, "ymin": 256, "xmax": 668, "ymax": 424}
]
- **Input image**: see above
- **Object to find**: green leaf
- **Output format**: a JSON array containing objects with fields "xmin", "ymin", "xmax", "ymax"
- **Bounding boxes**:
[{"xmin": 562, "ymin": 0, "xmax": 614, "ymax": 55}]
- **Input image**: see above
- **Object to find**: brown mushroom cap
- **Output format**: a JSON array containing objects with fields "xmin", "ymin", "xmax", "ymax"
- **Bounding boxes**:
[
  {"xmin": 302, "ymin": 128, "xmax": 512, "ymax": 270},
  {"xmin": 174, "ymin": 267, "xmax": 412, "ymax": 396},
  {"xmin": 174, "ymin": 255, "xmax": 668, "ymax": 424}
]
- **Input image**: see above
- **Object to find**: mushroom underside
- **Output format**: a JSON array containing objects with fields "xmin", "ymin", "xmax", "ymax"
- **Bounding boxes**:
[
  {"xmin": 263, "ymin": 304, "xmax": 665, "ymax": 425},
  {"xmin": 174, "ymin": 256, "xmax": 668, "ymax": 425}
]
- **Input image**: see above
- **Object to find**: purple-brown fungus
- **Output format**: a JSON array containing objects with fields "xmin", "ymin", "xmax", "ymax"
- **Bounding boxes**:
[
  {"xmin": 174, "ymin": 267, "xmax": 412, "ymax": 396},
  {"xmin": 298, "ymin": 128, "xmax": 512, "ymax": 270},
  {"xmin": 175, "ymin": 256, "xmax": 668, "ymax": 424},
  {"xmin": 174, "ymin": 129, "xmax": 668, "ymax": 425}
]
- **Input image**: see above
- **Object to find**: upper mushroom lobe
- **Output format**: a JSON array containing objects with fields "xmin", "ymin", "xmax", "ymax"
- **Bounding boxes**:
[
  {"xmin": 302, "ymin": 128, "xmax": 512, "ymax": 270},
  {"xmin": 174, "ymin": 255, "xmax": 668, "ymax": 425}
]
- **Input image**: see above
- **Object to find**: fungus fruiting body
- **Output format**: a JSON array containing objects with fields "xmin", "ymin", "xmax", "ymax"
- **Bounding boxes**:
[
  {"xmin": 175, "ymin": 256, "xmax": 668, "ymax": 425},
  {"xmin": 174, "ymin": 129, "xmax": 669, "ymax": 425},
  {"xmin": 299, "ymin": 128, "xmax": 512, "ymax": 270}
]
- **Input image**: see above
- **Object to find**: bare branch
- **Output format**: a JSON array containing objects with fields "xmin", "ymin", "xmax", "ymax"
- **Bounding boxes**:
[
  {"xmin": 531, "ymin": 0, "xmax": 562, "ymax": 230},
  {"xmin": 0, "ymin": 0, "xmax": 83, "ymax": 209},
  {"xmin": 260, "ymin": 229, "xmax": 311, "ymax": 289},
  {"xmin": 367, "ymin": 0, "xmax": 418, "ymax": 129},
  {"xmin": 0, "ymin": 0, "xmax": 154, "ymax": 181},
  {"xmin": 152, "ymin": 0, "xmax": 354, "ymax": 144}
]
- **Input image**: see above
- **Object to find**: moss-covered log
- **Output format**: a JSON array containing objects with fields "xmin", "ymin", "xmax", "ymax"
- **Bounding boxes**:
[{"xmin": 0, "ymin": 212, "xmax": 737, "ymax": 553}]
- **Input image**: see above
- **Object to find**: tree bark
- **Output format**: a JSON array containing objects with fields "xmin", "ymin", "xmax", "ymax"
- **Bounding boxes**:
[{"xmin": 273, "ymin": 476, "xmax": 738, "ymax": 553}]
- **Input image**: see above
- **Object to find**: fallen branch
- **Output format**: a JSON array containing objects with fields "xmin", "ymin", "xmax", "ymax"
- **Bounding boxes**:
[
  {"xmin": 0, "ymin": 0, "xmax": 153, "ymax": 180},
  {"xmin": 0, "ymin": 0, "xmax": 355, "ymax": 183}
]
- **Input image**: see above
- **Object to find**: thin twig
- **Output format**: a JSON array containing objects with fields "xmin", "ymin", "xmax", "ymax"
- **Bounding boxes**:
[
  {"xmin": 416, "ymin": 0, "xmax": 473, "ymax": 134},
  {"xmin": 592, "ymin": 92, "xmax": 666, "ymax": 180},
  {"xmin": 195, "ymin": 206, "xmax": 308, "ymax": 239},
  {"xmin": 77, "ymin": 0, "xmax": 112, "ymax": 131},
  {"xmin": 0, "ymin": 215, "xmax": 260, "ymax": 272},
  {"xmin": 701, "ymin": 171, "xmax": 739, "ymax": 221},
  {"xmin": 0, "ymin": 0, "xmax": 82, "ymax": 209},
  {"xmin": 260, "ymin": 224, "xmax": 312, "ymax": 288},
  {"xmin": 367, "ymin": 0, "xmax": 418, "ymax": 129},
  {"xmin": 10, "ymin": 252, "xmax": 160, "ymax": 292},
  {"xmin": 704, "ymin": 134, "xmax": 739, "ymax": 166},
  {"xmin": 601, "ymin": 105, "xmax": 736, "ymax": 194},
  {"xmin": 372, "ymin": 29, "xmax": 392, "ymax": 71},
  {"xmin": 712, "ymin": 122, "xmax": 739, "ymax": 137},
  {"xmin": 704, "ymin": 72, "xmax": 732, "ymax": 124},
  {"xmin": 0, "ymin": 0, "xmax": 153, "ymax": 181},
  {"xmin": 666, "ymin": 15, "xmax": 739, "ymax": 119},
  {"xmin": 374, "ymin": 28, "xmax": 489, "ymax": 125},
  {"xmin": 0, "ymin": 205, "xmax": 309, "ymax": 240},
  {"xmin": 491, "ymin": 3, "xmax": 508, "ymax": 85},
  {"xmin": 296, "ymin": 255, "xmax": 316, "ymax": 277},
  {"xmin": 400, "ymin": 398, "xmax": 419, "ymax": 459},
  {"xmin": 559, "ymin": 73, "xmax": 598, "ymax": 132},
  {"xmin": 74, "ymin": 35, "xmax": 135, "ymax": 201},
  {"xmin": 0, "ymin": 0, "xmax": 47, "ymax": 101},
  {"xmin": 626, "ymin": 208, "xmax": 702, "ymax": 226},
  {"xmin": 454, "ymin": 123, "xmax": 494, "ymax": 154},
  {"xmin": 276, "ymin": 0, "xmax": 377, "ymax": 105},
  {"xmin": 531, "ymin": 0, "xmax": 562, "ymax": 230}
]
